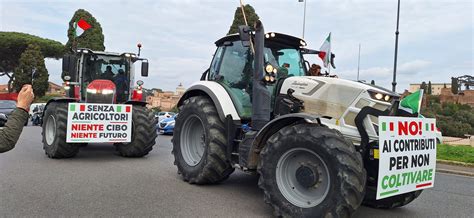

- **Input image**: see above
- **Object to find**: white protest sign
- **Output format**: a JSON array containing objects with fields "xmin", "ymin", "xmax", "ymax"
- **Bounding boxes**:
[
  {"xmin": 377, "ymin": 116, "xmax": 437, "ymax": 199},
  {"xmin": 66, "ymin": 103, "xmax": 132, "ymax": 143}
]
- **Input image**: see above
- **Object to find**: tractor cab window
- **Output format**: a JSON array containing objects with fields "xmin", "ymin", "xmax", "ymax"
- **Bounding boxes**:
[
  {"xmin": 264, "ymin": 47, "xmax": 305, "ymax": 78},
  {"xmin": 213, "ymin": 41, "xmax": 254, "ymax": 118},
  {"xmin": 81, "ymin": 55, "xmax": 130, "ymax": 102}
]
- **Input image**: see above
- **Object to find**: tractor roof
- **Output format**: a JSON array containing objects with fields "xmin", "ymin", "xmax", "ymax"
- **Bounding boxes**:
[
  {"xmin": 215, "ymin": 32, "xmax": 306, "ymax": 48},
  {"xmin": 76, "ymin": 48, "xmax": 137, "ymax": 57}
]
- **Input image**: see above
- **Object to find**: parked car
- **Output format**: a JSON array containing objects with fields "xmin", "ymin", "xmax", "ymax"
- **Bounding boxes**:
[
  {"xmin": 155, "ymin": 111, "xmax": 175, "ymax": 122},
  {"xmin": 0, "ymin": 113, "xmax": 7, "ymax": 127},
  {"xmin": 157, "ymin": 114, "xmax": 176, "ymax": 135},
  {"xmin": 0, "ymin": 100, "xmax": 17, "ymax": 121}
]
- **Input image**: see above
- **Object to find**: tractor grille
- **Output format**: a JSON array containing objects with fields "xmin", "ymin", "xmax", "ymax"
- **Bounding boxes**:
[{"xmin": 86, "ymin": 93, "xmax": 114, "ymax": 104}]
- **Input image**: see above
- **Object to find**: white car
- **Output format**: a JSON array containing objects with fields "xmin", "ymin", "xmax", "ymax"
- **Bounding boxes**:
[{"xmin": 155, "ymin": 112, "xmax": 175, "ymax": 122}]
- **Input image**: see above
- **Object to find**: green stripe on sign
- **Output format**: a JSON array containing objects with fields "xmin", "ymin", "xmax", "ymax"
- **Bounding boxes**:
[
  {"xmin": 380, "ymin": 189, "xmax": 399, "ymax": 197},
  {"xmin": 382, "ymin": 122, "xmax": 387, "ymax": 131},
  {"xmin": 69, "ymin": 104, "xmax": 75, "ymax": 112},
  {"xmin": 117, "ymin": 106, "xmax": 122, "ymax": 112},
  {"xmin": 426, "ymin": 123, "xmax": 429, "ymax": 131}
]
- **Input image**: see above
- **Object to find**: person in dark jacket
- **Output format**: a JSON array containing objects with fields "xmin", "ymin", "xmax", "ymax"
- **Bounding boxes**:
[{"xmin": 0, "ymin": 85, "xmax": 34, "ymax": 153}]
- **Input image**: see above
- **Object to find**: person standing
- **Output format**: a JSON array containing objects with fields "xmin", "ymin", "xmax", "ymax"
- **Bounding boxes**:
[{"xmin": 0, "ymin": 85, "xmax": 34, "ymax": 153}]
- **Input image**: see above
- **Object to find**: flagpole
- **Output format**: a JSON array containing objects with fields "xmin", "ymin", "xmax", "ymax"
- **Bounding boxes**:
[
  {"xmin": 392, "ymin": 0, "xmax": 401, "ymax": 92},
  {"xmin": 328, "ymin": 32, "xmax": 331, "ymax": 74},
  {"xmin": 302, "ymin": 0, "xmax": 307, "ymax": 39},
  {"xmin": 357, "ymin": 43, "xmax": 361, "ymax": 81}
]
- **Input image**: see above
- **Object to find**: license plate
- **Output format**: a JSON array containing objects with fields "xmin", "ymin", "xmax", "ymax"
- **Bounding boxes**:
[{"xmin": 159, "ymin": 130, "xmax": 164, "ymax": 133}]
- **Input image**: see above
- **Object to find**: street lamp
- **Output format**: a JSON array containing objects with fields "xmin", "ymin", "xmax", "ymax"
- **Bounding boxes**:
[
  {"xmin": 392, "ymin": 0, "xmax": 401, "ymax": 92},
  {"xmin": 299, "ymin": 0, "xmax": 307, "ymax": 39}
]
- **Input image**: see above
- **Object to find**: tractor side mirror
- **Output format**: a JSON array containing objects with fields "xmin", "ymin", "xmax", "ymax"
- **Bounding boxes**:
[
  {"xmin": 62, "ymin": 54, "xmax": 77, "ymax": 81},
  {"xmin": 141, "ymin": 61, "xmax": 149, "ymax": 77},
  {"xmin": 238, "ymin": 25, "xmax": 251, "ymax": 47}
]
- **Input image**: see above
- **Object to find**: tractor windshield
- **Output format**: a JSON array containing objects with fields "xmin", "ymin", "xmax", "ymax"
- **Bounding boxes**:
[
  {"xmin": 82, "ymin": 55, "xmax": 130, "ymax": 82},
  {"xmin": 264, "ymin": 47, "xmax": 305, "ymax": 78},
  {"xmin": 81, "ymin": 54, "xmax": 131, "ymax": 101}
]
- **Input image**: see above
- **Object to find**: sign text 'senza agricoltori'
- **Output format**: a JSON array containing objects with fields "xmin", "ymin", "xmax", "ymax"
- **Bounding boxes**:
[
  {"xmin": 377, "ymin": 116, "xmax": 437, "ymax": 199},
  {"xmin": 66, "ymin": 103, "xmax": 132, "ymax": 143}
]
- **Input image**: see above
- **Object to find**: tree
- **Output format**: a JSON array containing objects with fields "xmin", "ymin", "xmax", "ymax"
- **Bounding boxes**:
[
  {"xmin": 451, "ymin": 77, "xmax": 459, "ymax": 94},
  {"xmin": 228, "ymin": 4, "xmax": 260, "ymax": 35},
  {"xmin": 370, "ymin": 80, "xmax": 375, "ymax": 85},
  {"xmin": 0, "ymin": 32, "xmax": 63, "ymax": 92},
  {"xmin": 420, "ymin": 81, "xmax": 427, "ymax": 93},
  {"xmin": 65, "ymin": 9, "xmax": 105, "ymax": 51},
  {"xmin": 427, "ymin": 81, "xmax": 432, "ymax": 95},
  {"xmin": 13, "ymin": 44, "xmax": 49, "ymax": 97}
]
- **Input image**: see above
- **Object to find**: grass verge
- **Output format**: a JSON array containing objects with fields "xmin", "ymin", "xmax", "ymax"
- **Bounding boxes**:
[{"xmin": 437, "ymin": 144, "xmax": 474, "ymax": 164}]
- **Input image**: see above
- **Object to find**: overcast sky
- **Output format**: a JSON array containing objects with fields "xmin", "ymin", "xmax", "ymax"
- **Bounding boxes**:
[{"xmin": 0, "ymin": 0, "xmax": 472, "ymax": 92}]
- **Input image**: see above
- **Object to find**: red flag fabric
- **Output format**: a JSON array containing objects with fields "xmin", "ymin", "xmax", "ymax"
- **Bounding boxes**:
[{"xmin": 77, "ymin": 19, "xmax": 91, "ymax": 31}]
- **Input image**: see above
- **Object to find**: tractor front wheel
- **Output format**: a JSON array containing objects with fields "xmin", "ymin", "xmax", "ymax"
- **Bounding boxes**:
[
  {"xmin": 258, "ymin": 124, "xmax": 366, "ymax": 217},
  {"xmin": 172, "ymin": 96, "xmax": 234, "ymax": 184},
  {"xmin": 42, "ymin": 102, "xmax": 81, "ymax": 158},
  {"xmin": 115, "ymin": 105, "xmax": 157, "ymax": 157}
]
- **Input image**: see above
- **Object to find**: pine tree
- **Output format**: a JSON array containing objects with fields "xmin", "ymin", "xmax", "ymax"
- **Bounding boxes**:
[
  {"xmin": 427, "ymin": 81, "xmax": 432, "ymax": 95},
  {"xmin": 228, "ymin": 4, "xmax": 260, "ymax": 35},
  {"xmin": 65, "ymin": 9, "xmax": 105, "ymax": 51},
  {"xmin": 13, "ymin": 44, "xmax": 49, "ymax": 97},
  {"xmin": 451, "ymin": 77, "xmax": 459, "ymax": 94}
]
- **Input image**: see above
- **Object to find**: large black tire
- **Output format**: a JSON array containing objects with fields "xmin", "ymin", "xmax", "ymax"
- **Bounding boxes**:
[
  {"xmin": 172, "ymin": 96, "xmax": 234, "ymax": 184},
  {"xmin": 258, "ymin": 124, "xmax": 366, "ymax": 217},
  {"xmin": 363, "ymin": 186, "xmax": 422, "ymax": 209},
  {"xmin": 115, "ymin": 105, "xmax": 157, "ymax": 157},
  {"xmin": 42, "ymin": 102, "xmax": 81, "ymax": 158}
]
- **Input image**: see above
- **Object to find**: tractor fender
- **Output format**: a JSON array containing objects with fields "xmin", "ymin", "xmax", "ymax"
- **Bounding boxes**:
[
  {"xmin": 43, "ymin": 98, "xmax": 79, "ymax": 119},
  {"xmin": 253, "ymin": 113, "xmax": 322, "ymax": 149},
  {"xmin": 177, "ymin": 81, "xmax": 240, "ymax": 122}
]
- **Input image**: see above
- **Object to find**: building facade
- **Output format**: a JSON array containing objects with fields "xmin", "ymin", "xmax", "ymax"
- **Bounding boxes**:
[
  {"xmin": 146, "ymin": 83, "xmax": 186, "ymax": 111},
  {"xmin": 409, "ymin": 83, "xmax": 451, "ymax": 95}
]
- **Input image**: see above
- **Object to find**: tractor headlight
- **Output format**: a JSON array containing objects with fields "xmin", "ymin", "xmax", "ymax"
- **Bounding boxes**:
[
  {"xmin": 87, "ymin": 88, "xmax": 97, "ymax": 94},
  {"xmin": 369, "ymin": 90, "xmax": 394, "ymax": 103},
  {"xmin": 102, "ymin": 89, "xmax": 114, "ymax": 95},
  {"xmin": 375, "ymin": 93, "xmax": 383, "ymax": 100},
  {"xmin": 265, "ymin": 64, "xmax": 274, "ymax": 74}
]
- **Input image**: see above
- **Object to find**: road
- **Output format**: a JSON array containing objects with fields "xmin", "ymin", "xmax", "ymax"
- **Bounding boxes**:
[{"xmin": 1, "ymin": 127, "xmax": 473, "ymax": 217}]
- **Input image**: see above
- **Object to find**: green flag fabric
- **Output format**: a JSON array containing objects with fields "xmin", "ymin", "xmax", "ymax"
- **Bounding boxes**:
[{"xmin": 399, "ymin": 89, "xmax": 423, "ymax": 114}]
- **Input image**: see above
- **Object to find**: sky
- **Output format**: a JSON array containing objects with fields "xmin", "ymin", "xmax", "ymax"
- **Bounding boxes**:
[{"xmin": 0, "ymin": 0, "xmax": 472, "ymax": 92}]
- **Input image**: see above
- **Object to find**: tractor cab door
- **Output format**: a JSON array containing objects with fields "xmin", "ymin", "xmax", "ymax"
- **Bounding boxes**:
[{"xmin": 209, "ymin": 41, "xmax": 254, "ymax": 119}]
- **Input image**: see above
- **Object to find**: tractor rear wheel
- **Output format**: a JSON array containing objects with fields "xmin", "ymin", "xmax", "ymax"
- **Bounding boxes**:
[
  {"xmin": 258, "ymin": 124, "xmax": 366, "ymax": 217},
  {"xmin": 172, "ymin": 96, "xmax": 234, "ymax": 184},
  {"xmin": 363, "ymin": 186, "xmax": 422, "ymax": 209},
  {"xmin": 42, "ymin": 102, "xmax": 82, "ymax": 158},
  {"xmin": 115, "ymin": 105, "xmax": 157, "ymax": 157}
]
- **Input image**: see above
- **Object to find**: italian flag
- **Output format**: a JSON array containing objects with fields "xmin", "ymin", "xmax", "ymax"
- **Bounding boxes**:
[
  {"xmin": 318, "ymin": 33, "xmax": 331, "ymax": 68},
  {"xmin": 73, "ymin": 19, "xmax": 91, "ymax": 37},
  {"xmin": 399, "ymin": 89, "xmax": 424, "ymax": 114}
]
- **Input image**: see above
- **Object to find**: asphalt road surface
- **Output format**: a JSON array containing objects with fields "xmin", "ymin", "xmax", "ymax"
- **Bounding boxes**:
[{"xmin": 1, "ymin": 127, "xmax": 473, "ymax": 217}]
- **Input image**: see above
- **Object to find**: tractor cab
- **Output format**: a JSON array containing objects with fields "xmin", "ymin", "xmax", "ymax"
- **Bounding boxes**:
[
  {"xmin": 207, "ymin": 33, "xmax": 309, "ymax": 119},
  {"xmin": 62, "ymin": 49, "xmax": 149, "ymax": 104}
]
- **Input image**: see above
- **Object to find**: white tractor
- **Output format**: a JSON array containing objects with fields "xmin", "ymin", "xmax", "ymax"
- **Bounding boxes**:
[{"xmin": 172, "ymin": 21, "xmax": 423, "ymax": 217}]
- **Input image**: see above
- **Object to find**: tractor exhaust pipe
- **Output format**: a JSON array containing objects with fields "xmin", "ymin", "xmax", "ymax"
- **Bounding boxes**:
[{"xmin": 251, "ymin": 20, "xmax": 270, "ymax": 130}]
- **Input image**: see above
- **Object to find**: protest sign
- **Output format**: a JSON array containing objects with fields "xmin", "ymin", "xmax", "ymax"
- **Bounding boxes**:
[
  {"xmin": 66, "ymin": 103, "xmax": 132, "ymax": 143},
  {"xmin": 377, "ymin": 116, "xmax": 437, "ymax": 199}
]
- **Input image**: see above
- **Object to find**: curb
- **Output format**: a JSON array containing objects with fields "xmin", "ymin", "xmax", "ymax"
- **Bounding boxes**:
[
  {"xmin": 437, "ymin": 159, "xmax": 474, "ymax": 168},
  {"xmin": 436, "ymin": 168, "xmax": 474, "ymax": 177}
]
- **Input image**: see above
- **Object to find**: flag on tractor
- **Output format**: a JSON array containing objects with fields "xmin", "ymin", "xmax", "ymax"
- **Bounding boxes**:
[
  {"xmin": 73, "ymin": 19, "xmax": 91, "ymax": 37},
  {"xmin": 399, "ymin": 89, "xmax": 424, "ymax": 114},
  {"xmin": 318, "ymin": 33, "xmax": 331, "ymax": 68}
]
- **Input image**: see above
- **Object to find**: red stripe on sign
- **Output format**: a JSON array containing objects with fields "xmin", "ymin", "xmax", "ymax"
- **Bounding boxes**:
[
  {"xmin": 390, "ymin": 122, "xmax": 394, "ymax": 131},
  {"xmin": 126, "ymin": 106, "xmax": 131, "ymax": 113},
  {"xmin": 416, "ymin": 182, "xmax": 432, "ymax": 188},
  {"xmin": 431, "ymin": 123, "xmax": 435, "ymax": 131},
  {"xmin": 80, "ymin": 104, "xmax": 85, "ymax": 111}
]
